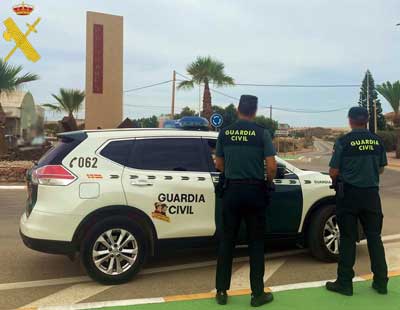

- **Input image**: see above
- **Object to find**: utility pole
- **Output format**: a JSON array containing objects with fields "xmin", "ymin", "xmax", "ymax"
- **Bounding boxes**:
[
  {"xmin": 171, "ymin": 70, "xmax": 176, "ymax": 118},
  {"xmin": 269, "ymin": 105, "xmax": 272, "ymax": 119}
]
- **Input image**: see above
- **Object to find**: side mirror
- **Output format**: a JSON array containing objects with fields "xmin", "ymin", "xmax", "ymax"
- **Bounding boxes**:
[{"xmin": 276, "ymin": 164, "xmax": 286, "ymax": 179}]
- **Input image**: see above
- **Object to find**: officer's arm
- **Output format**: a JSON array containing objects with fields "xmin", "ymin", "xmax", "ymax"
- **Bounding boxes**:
[
  {"xmin": 215, "ymin": 156, "xmax": 224, "ymax": 173},
  {"xmin": 379, "ymin": 141, "xmax": 387, "ymax": 175},
  {"xmin": 329, "ymin": 140, "xmax": 342, "ymax": 182},
  {"xmin": 265, "ymin": 156, "xmax": 277, "ymax": 182},
  {"xmin": 329, "ymin": 168, "xmax": 340, "ymax": 182},
  {"xmin": 263, "ymin": 130, "xmax": 277, "ymax": 182}
]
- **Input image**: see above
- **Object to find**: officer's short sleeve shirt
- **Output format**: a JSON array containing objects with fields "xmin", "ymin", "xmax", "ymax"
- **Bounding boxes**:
[
  {"xmin": 329, "ymin": 140, "xmax": 343, "ymax": 169},
  {"xmin": 214, "ymin": 120, "xmax": 276, "ymax": 180},
  {"xmin": 379, "ymin": 146, "xmax": 388, "ymax": 167},
  {"xmin": 329, "ymin": 129, "xmax": 386, "ymax": 187},
  {"xmin": 263, "ymin": 129, "xmax": 276, "ymax": 157}
]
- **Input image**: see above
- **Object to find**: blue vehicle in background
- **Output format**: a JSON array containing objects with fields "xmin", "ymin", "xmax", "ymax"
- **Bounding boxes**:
[
  {"xmin": 162, "ymin": 119, "xmax": 181, "ymax": 128},
  {"xmin": 162, "ymin": 116, "xmax": 209, "ymax": 130}
]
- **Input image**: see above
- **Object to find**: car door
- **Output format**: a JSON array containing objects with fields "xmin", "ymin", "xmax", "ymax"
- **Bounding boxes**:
[
  {"xmin": 267, "ymin": 162, "xmax": 303, "ymax": 234},
  {"xmin": 121, "ymin": 137, "xmax": 216, "ymax": 239},
  {"xmin": 204, "ymin": 137, "xmax": 303, "ymax": 238}
]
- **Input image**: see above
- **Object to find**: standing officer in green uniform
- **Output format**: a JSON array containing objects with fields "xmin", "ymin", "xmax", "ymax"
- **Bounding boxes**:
[
  {"xmin": 326, "ymin": 106, "xmax": 388, "ymax": 296},
  {"xmin": 214, "ymin": 95, "xmax": 277, "ymax": 307}
]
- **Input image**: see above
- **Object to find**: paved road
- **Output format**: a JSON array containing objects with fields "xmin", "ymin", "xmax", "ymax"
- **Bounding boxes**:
[{"xmin": 0, "ymin": 140, "xmax": 399, "ymax": 309}]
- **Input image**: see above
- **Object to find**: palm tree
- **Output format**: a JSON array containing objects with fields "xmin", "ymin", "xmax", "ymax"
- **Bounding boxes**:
[
  {"xmin": 377, "ymin": 81, "xmax": 400, "ymax": 158},
  {"xmin": 43, "ymin": 88, "xmax": 85, "ymax": 130},
  {"xmin": 177, "ymin": 56, "xmax": 234, "ymax": 121},
  {"xmin": 0, "ymin": 59, "xmax": 39, "ymax": 155}
]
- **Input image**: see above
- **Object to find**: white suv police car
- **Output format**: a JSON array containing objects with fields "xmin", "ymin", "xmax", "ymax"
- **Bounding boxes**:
[{"xmin": 20, "ymin": 128, "xmax": 362, "ymax": 284}]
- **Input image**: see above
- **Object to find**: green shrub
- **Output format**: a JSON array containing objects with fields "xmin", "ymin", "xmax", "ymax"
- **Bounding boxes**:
[{"xmin": 377, "ymin": 131, "xmax": 397, "ymax": 152}]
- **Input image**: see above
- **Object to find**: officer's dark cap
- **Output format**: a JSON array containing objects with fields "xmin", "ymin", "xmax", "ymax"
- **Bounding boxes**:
[
  {"xmin": 348, "ymin": 107, "xmax": 369, "ymax": 123},
  {"xmin": 238, "ymin": 95, "xmax": 258, "ymax": 116}
]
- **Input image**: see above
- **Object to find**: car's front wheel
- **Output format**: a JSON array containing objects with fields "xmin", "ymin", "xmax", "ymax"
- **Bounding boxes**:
[
  {"xmin": 80, "ymin": 217, "xmax": 147, "ymax": 284},
  {"xmin": 308, "ymin": 205, "xmax": 340, "ymax": 262}
]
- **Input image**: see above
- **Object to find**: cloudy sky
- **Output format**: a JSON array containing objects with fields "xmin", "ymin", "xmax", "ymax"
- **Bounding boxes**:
[{"xmin": 0, "ymin": 0, "xmax": 399, "ymax": 127}]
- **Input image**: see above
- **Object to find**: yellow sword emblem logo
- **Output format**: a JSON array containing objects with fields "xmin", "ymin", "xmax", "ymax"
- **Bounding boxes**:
[{"xmin": 3, "ymin": 17, "xmax": 41, "ymax": 62}]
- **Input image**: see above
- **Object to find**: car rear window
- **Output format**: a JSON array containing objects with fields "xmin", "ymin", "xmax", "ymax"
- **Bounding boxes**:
[
  {"xmin": 128, "ymin": 138, "xmax": 208, "ymax": 172},
  {"xmin": 100, "ymin": 140, "xmax": 134, "ymax": 166},
  {"xmin": 37, "ymin": 133, "xmax": 87, "ymax": 167},
  {"xmin": 37, "ymin": 139, "xmax": 79, "ymax": 167}
]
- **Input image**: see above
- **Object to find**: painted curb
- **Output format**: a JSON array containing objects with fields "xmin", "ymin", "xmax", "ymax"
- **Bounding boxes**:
[
  {"xmin": 19, "ymin": 269, "xmax": 400, "ymax": 310},
  {"xmin": 0, "ymin": 185, "xmax": 25, "ymax": 190}
]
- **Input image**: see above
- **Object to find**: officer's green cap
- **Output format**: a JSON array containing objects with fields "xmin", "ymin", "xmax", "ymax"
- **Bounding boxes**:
[
  {"xmin": 239, "ymin": 95, "xmax": 258, "ymax": 107},
  {"xmin": 238, "ymin": 95, "xmax": 258, "ymax": 116},
  {"xmin": 348, "ymin": 106, "xmax": 369, "ymax": 123}
]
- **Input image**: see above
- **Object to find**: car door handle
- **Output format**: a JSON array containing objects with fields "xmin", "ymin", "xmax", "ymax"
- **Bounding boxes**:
[{"xmin": 131, "ymin": 180, "xmax": 153, "ymax": 187}]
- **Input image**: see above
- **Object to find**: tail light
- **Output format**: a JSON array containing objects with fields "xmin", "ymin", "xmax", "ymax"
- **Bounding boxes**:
[{"xmin": 32, "ymin": 165, "xmax": 77, "ymax": 186}]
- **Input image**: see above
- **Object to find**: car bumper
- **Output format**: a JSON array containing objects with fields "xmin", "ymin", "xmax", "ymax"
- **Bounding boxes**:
[
  {"xmin": 19, "ymin": 211, "xmax": 80, "ymax": 254},
  {"xmin": 20, "ymin": 229, "xmax": 76, "ymax": 255}
]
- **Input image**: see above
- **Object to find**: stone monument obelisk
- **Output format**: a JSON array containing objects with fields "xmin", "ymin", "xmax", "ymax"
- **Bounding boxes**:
[{"xmin": 85, "ymin": 12, "xmax": 123, "ymax": 129}]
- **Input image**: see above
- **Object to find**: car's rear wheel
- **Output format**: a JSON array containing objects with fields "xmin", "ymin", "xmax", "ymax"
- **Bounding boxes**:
[
  {"xmin": 308, "ymin": 205, "xmax": 340, "ymax": 262},
  {"xmin": 80, "ymin": 217, "xmax": 147, "ymax": 284}
]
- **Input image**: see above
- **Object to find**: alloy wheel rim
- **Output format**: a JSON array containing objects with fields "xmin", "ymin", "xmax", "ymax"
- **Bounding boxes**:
[
  {"xmin": 92, "ymin": 228, "xmax": 138, "ymax": 275},
  {"xmin": 323, "ymin": 215, "xmax": 340, "ymax": 255}
]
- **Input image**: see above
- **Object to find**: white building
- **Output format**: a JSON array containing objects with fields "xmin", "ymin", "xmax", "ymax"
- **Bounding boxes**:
[{"xmin": 1, "ymin": 91, "xmax": 41, "ymax": 141}]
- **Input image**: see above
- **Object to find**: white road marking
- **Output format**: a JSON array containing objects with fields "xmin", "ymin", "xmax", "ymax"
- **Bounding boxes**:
[
  {"xmin": 383, "ymin": 241, "xmax": 400, "ymax": 271},
  {"xmin": 30, "ymin": 297, "xmax": 165, "ymax": 310},
  {"xmin": 382, "ymin": 234, "xmax": 400, "ymax": 242},
  {"xmin": 359, "ymin": 233, "xmax": 400, "ymax": 245},
  {"xmin": 270, "ymin": 276, "xmax": 365, "ymax": 292},
  {"xmin": 0, "ymin": 185, "xmax": 25, "ymax": 190},
  {"xmin": 230, "ymin": 258, "xmax": 285, "ymax": 290},
  {"xmin": 20, "ymin": 283, "xmax": 112, "ymax": 309},
  {"xmin": 0, "ymin": 276, "xmax": 91, "ymax": 291},
  {"xmin": 0, "ymin": 249, "xmax": 307, "ymax": 291}
]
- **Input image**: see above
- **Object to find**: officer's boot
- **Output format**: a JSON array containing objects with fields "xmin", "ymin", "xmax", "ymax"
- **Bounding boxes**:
[
  {"xmin": 372, "ymin": 281, "xmax": 388, "ymax": 295},
  {"xmin": 250, "ymin": 292, "xmax": 274, "ymax": 307},
  {"xmin": 326, "ymin": 281, "xmax": 353, "ymax": 296},
  {"xmin": 216, "ymin": 290, "xmax": 228, "ymax": 305}
]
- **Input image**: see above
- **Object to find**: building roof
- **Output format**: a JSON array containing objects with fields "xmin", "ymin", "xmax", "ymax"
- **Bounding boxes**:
[
  {"xmin": 1, "ymin": 91, "xmax": 35, "ymax": 118},
  {"xmin": 0, "ymin": 91, "xmax": 29, "ymax": 108}
]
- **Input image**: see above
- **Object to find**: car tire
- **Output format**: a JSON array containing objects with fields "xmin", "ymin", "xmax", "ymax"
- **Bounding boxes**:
[
  {"xmin": 307, "ymin": 205, "xmax": 339, "ymax": 262},
  {"xmin": 80, "ymin": 216, "xmax": 148, "ymax": 284}
]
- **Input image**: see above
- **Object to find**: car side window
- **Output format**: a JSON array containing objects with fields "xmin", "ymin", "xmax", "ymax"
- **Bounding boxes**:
[
  {"xmin": 128, "ymin": 138, "xmax": 208, "ymax": 172},
  {"xmin": 100, "ymin": 140, "xmax": 134, "ymax": 166},
  {"xmin": 204, "ymin": 138, "xmax": 217, "ymax": 172}
]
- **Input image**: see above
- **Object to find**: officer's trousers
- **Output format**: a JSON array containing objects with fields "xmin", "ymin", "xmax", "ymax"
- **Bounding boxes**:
[
  {"xmin": 216, "ymin": 183, "xmax": 267, "ymax": 296},
  {"xmin": 336, "ymin": 184, "xmax": 388, "ymax": 287}
]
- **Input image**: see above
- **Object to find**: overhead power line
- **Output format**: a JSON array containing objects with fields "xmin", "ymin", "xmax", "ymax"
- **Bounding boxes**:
[
  {"xmin": 269, "ymin": 107, "xmax": 350, "ymax": 113},
  {"xmin": 124, "ymin": 80, "xmax": 172, "ymax": 93},
  {"xmin": 176, "ymin": 71, "xmax": 190, "ymax": 80},
  {"xmin": 175, "ymin": 71, "xmax": 360, "ymax": 88},
  {"xmin": 209, "ymin": 88, "xmax": 239, "ymax": 100},
  {"xmin": 123, "ymin": 75, "xmax": 361, "ymax": 94},
  {"xmin": 234, "ymin": 83, "xmax": 360, "ymax": 88}
]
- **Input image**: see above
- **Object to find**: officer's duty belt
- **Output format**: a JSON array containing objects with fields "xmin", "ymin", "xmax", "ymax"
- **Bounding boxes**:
[{"xmin": 227, "ymin": 179, "xmax": 265, "ymax": 185}]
